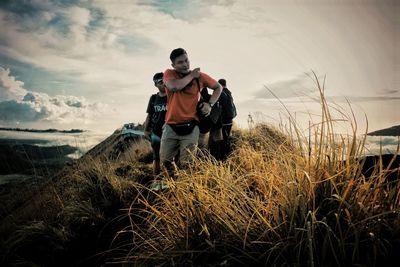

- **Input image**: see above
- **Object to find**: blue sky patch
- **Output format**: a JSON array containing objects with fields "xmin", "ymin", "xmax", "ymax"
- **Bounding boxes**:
[
  {"xmin": 87, "ymin": 7, "xmax": 106, "ymax": 33},
  {"xmin": 117, "ymin": 35, "xmax": 157, "ymax": 54},
  {"xmin": 47, "ymin": 13, "xmax": 71, "ymax": 36},
  {"xmin": 0, "ymin": 54, "xmax": 82, "ymax": 97},
  {"xmin": 0, "ymin": 0, "xmax": 46, "ymax": 15}
]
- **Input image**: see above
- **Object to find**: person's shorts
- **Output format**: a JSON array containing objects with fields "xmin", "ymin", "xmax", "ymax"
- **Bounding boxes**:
[
  {"xmin": 151, "ymin": 133, "xmax": 161, "ymax": 160},
  {"xmin": 160, "ymin": 124, "xmax": 199, "ymax": 164}
]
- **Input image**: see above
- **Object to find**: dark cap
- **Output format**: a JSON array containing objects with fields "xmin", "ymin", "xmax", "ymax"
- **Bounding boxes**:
[
  {"xmin": 218, "ymin": 79, "xmax": 226, "ymax": 87},
  {"xmin": 153, "ymin": 72, "xmax": 163, "ymax": 82}
]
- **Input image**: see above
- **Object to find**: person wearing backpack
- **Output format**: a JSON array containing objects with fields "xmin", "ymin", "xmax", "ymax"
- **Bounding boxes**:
[
  {"xmin": 160, "ymin": 48, "xmax": 222, "ymax": 176},
  {"xmin": 217, "ymin": 78, "xmax": 237, "ymax": 160},
  {"xmin": 144, "ymin": 72, "xmax": 168, "ymax": 175},
  {"xmin": 197, "ymin": 87, "xmax": 223, "ymax": 150}
]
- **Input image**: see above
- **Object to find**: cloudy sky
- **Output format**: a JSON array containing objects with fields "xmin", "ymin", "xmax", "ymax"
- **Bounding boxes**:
[{"xmin": 0, "ymin": 0, "xmax": 398, "ymax": 135}]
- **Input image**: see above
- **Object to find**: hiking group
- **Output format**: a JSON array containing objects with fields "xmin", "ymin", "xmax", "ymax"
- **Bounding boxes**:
[{"xmin": 144, "ymin": 48, "xmax": 237, "ymax": 179}]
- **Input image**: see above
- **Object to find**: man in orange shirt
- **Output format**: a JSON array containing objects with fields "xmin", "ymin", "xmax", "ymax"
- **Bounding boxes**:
[{"xmin": 161, "ymin": 48, "xmax": 222, "ymax": 174}]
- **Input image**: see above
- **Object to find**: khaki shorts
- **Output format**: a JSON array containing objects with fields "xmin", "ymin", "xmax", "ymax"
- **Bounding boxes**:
[{"xmin": 160, "ymin": 123, "xmax": 200, "ymax": 165}]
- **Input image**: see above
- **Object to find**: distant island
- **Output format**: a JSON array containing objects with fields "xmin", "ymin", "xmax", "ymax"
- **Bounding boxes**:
[
  {"xmin": 367, "ymin": 125, "xmax": 400, "ymax": 136},
  {"xmin": 0, "ymin": 127, "xmax": 85, "ymax": 134}
]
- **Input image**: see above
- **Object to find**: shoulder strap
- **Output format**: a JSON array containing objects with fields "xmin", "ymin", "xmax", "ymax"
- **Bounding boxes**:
[
  {"xmin": 195, "ymin": 78, "xmax": 205, "ymax": 103},
  {"xmin": 195, "ymin": 78, "xmax": 201, "ymax": 92}
]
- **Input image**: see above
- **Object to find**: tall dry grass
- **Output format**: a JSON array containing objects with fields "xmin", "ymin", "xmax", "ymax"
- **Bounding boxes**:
[{"xmin": 114, "ymin": 74, "xmax": 400, "ymax": 266}]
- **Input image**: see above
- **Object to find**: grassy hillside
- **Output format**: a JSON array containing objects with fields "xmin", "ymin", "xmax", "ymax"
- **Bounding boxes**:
[
  {"xmin": 0, "ymin": 134, "xmax": 153, "ymax": 266},
  {"xmin": 1, "ymin": 81, "xmax": 399, "ymax": 266},
  {"xmin": 113, "ymin": 125, "xmax": 399, "ymax": 267}
]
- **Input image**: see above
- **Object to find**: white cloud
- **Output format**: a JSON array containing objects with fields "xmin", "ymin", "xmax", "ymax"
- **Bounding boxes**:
[
  {"xmin": 1, "ymin": 1, "xmax": 253, "ymax": 87},
  {"xmin": 0, "ymin": 67, "xmax": 108, "ymax": 125},
  {"xmin": 0, "ymin": 0, "xmax": 280, "ymax": 106},
  {"xmin": 0, "ymin": 67, "xmax": 27, "ymax": 100},
  {"xmin": 67, "ymin": 6, "xmax": 91, "ymax": 26},
  {"xmin": 254, "ymin": 72, "xmax": 321, "ymax": 100}
]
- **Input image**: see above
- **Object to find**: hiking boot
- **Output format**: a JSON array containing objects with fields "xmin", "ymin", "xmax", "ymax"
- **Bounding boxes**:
[{"xmin": 150, "ymin": 180, "xmax": 169, "ymax": 191}]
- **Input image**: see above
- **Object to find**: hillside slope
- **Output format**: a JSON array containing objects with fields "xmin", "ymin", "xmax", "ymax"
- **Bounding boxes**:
[
  {"xmin": 0, "ymin": 129, "xmax": 152, "ymax": 266},
  {"xmin": 368, "ymin": 125, "xmax": 400, "ymax": 136}
]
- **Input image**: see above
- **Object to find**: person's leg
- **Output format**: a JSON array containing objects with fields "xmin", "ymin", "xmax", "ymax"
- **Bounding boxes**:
[
  {"xmin": 223, "ymin": 124, "xmax": 232, "ymax": 139},
  {"xmin": 208, "ymin": 127, "xmax": 223, "ymax": 160},
  {"xmin": 221, "ymin": 124, "xmax": 233, "ymax": 160},
  {"xmin": 153, "ymin": 160, "xmax": 161, "ymax": 175},
  {"xmin": 198, "ymin": 132, "xmax": 209, "ymax": 150},
  {"xmin": 178, "ymin": 125, "xmax": 200, "ymax": 168},
  {"xmin": 160, "ymin": 124, "xmax": 180, "ymax": 177},
  {"xmin": 151, "ymin": 133, "xmax": 161, "ymax": 175}
]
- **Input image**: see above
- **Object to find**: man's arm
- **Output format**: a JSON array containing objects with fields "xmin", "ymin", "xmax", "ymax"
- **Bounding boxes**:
[
  {"xmin": 208, "ymin": 82, "xmax": 222, "ymax": 105},
  {"xmin": 200, "ymin": 82, "xmax": 222, "ymax": 116},
  {"xmin": 144, "ymin": 95, "xmax": 155, "ymax": 140},
  {"xmin": 143, "ymin": 113, "xmax": 152, "ymax": 140},
  {"xmin": 165, "ymin": 68, "xmax": 201, "ymax": 92}
]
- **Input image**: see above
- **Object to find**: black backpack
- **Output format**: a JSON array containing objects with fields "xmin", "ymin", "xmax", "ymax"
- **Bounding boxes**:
[
  {"xmin": 220, "ymin": 88, "xmax": 237, "ymax": 123},
  {"xmin": 195, "ymin": 80, "xmax": 222, "ymax": 133}
]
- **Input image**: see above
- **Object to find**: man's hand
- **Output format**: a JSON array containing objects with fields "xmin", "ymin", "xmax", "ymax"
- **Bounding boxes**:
[
  {"xmin": 144, "ymin": 130, "xmax": 151, "ymax": 141},
  {"xmin": 199, "ymin": 102, "xmax": 211, "ymax": 117},
  {"xmin": 191, "ymin": 68, "xmax": 201, "ymax": 79}
]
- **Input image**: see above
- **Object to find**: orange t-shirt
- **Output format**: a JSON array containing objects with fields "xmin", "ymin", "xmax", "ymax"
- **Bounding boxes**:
[{"xmin": 163, "ymin": 69, "xmax": 218, "ymax": 124}]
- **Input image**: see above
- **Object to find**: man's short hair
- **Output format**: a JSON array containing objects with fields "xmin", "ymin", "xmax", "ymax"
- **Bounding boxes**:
[
  {"xmin": 170, "ymin": 48, "xmax": 187, "ymax": 63},
  {"xmin": 153, "ymin": 72, "xmax": 163, "ymax": 82},
  {"xmin": 218, "ymin": 79, "xmax": 226, "ymax": 87}
]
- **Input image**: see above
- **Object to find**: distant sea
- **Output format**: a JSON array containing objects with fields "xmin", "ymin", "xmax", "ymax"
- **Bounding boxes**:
[
  {"xmin": 0, "ymin": 130, "xmax": 110, "ymax": 159},
  {"xmin": 363, "ymin": 135, "xmax": 399, "ymax": 156}
]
